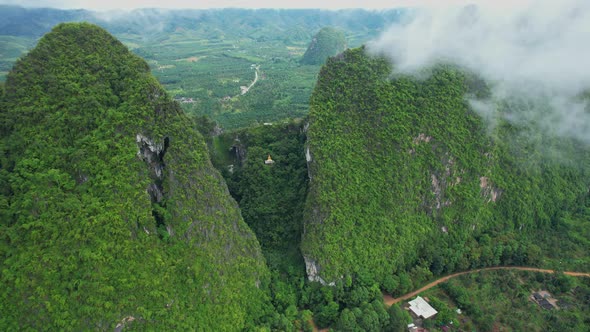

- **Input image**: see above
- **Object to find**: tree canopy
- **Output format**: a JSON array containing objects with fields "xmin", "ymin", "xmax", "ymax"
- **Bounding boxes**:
[
  {"xmin": 0, "ymin": 23, "xmax": 270, "ymax": 331},
  {"xmin": 301, "ymin": 47, "xmax": 590, "ymax": 287}
]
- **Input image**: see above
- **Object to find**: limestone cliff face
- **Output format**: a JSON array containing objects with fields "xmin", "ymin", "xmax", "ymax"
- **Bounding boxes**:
[
  {"xmin": 301, "ymin": 47, "xmax": 590, "ymax": 285},
  {"xmin": 304, "ymin": 256, "xmax": 335, "ymax": 286},
  {"xmin": 0, "ymin": 23, "xmax": 268, "ymax": 331}
]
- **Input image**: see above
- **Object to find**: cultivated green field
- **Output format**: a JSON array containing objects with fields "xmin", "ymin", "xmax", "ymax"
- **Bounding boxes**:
[
  {"xmin": 0, "ymin": 7, "xmax": 404, "ymax": 129},
  {"xmin": 136, "ymin": 33, "xmax": 321, "ymax": 128}
]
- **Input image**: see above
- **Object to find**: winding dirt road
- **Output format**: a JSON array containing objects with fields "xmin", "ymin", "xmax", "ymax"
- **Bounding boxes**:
[
  {"xmin": 240, "ymin": 66, "xmax": 259, "ymax": 96},
  {"xmin": 383, "ymin": 266, "xmax": 590, "ymax": 306},
  {"xmin": 311, "ymin": 266, "xmax": 589, "ymax": 331}
]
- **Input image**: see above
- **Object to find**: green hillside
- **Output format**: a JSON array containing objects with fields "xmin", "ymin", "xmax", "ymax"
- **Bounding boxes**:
[
  {"xmin": 301, "ymin": 47, "xmax": 590, "ymax": 287},
  {"xmin": 0, "ymin": 23, "xmax": 270, "ymax": 330},
  {"xmin": 301, "ymin": 27, "xmax": 347, "ymax": 65}
]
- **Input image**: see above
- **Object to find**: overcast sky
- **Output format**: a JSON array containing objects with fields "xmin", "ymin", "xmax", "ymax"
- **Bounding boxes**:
[{"xmin": 1, "ymin": 0, "xmax": 490, "ymax": 11}]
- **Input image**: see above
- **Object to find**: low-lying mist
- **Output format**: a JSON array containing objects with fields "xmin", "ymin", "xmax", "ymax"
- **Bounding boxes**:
[{"xmin": 368, "ymin": 0, "xmax": 590, "ymax": 145}]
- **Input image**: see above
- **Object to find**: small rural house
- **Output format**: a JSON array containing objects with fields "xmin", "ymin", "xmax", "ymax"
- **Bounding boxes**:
[{"xmin": 408, "ymin": 296, "xmax": 438, "ymax": 319}]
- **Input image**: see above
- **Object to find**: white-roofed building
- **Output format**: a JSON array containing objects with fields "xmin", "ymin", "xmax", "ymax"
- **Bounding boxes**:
[{"xmin": 408, "ymin": 296, "xmax": 437, "ymax": 319}]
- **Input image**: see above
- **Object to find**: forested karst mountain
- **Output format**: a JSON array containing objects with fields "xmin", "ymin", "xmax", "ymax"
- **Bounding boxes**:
[
  {"xmin": 301, "ymin": 27, "xmax": 347, "ymax": 65},
  {"xmin": 0, "ymin": 23, "xmax": 270, "ymax": 330},
  {"xmin": 301, "ymin": 47, "xmax": 590, "ymax": 286},
  {"xmin": 2, "ymin": 5, "xmax": 590, "ymax": 331}
]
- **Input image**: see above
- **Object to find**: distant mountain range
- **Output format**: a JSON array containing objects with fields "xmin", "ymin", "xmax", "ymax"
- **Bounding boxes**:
[{"xmin": 0, "ymin": 5, "xmax": 406, "ymax": 39}]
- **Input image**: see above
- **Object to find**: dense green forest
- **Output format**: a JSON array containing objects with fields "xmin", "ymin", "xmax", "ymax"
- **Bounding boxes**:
[
  {"xmin": 207, "ymin": 121, "xmax": 311, "ymax": 330},
  {"xmin": 200, "ymin": 102, "xmax": 590, "ymax": 331},
  {"xmin": 302, "ymin": 46, "xmax": 590, "ymax": 294},
  {"xmin": 207, "ymin": 120, "xmax": 417, "ymax": 331},
  {"xmin": 0, "ymin": 23, "xmax": 271, "ymax": 330}
]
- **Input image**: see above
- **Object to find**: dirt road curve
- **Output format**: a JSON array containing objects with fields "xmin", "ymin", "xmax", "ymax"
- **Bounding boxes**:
[
  {"xmin": 240, "ymin": 66, "xmax": 259, "ymax": 96},
  {"xmin": 312, "ymin": 266, "xmax": 589, "ymax": 332},
  {"xmin": 383, "ymin": 266, "xmax": 590, "ymax": 306}
]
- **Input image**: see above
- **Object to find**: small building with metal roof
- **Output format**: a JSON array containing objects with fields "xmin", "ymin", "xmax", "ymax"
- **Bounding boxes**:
[{"xmin": 408, "ymin": 296, "xmax": 438, "ymax": 319}]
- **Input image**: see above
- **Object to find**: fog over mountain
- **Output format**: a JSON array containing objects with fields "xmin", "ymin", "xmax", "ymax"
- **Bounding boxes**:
[{"xmin": 369, "ymin": 0, "xmax": 590, "ymax": 145}]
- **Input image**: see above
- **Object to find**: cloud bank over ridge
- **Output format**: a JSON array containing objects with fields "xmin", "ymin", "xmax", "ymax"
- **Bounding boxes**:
[{"xmin": 369, "ymin": 0, "xmax": 590, "ymax": 144}]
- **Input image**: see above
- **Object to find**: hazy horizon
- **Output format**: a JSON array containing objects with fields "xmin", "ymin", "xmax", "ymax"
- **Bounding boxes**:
[{"xmin": 0, "ymin": 0, "xmax": 498, "ymax": 11}]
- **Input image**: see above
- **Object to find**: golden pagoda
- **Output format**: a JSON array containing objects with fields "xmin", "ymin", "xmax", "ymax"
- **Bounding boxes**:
[{"xmin": 264, "ymin": 154, "xmax": 275, "ymax": 165}]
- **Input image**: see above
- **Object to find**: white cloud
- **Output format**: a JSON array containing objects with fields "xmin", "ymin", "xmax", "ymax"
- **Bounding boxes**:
[{"xmin": 368, "ymin": 0, "xmax": 590, "ymax": 145}]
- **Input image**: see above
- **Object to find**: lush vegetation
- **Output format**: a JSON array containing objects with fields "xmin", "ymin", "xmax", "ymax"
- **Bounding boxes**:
[
  {"xmin": 418, "ymin": 269, "xmax": 590, "ymax": 331},
  {"xmin": 201, "ymin": 46, "xmax": 590, "ymax": 331},
  {"xmin": 301, "ymin": 27, "xmax": 347, "ymax": 65},
  {"xmin": 302, "ymin": 47, "xmax": 590, "ymax": 290},
  {"xmin": 208, "ymin": 121, "xmax": 419, "ymax": 331},
  {"xmin": 2, "ymin": 10, "xmax": 590, "ymax": 332},
  {"xmin": 0, "ymin": 23, "xmax": 271, "ymax": 330},
  {"xmin": 206, "ymin": 121, "xmax": 311, "ymax": 330},
  {"xmin": 216, "ymin": 122, "xmax": 308, "ymax": 255},
  {"xmin": 533, "ymin": 193, "xmax": 590, "ymax": 273}
]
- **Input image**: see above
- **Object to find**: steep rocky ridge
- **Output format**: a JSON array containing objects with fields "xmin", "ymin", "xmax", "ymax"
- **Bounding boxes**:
[
  {"xmin": 301, "ymin": 47, "xmax": 590, "ymax": 286},
  {"xmin": 0, "ymin": 23, "xmax": 269, "ymax": 330}
]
